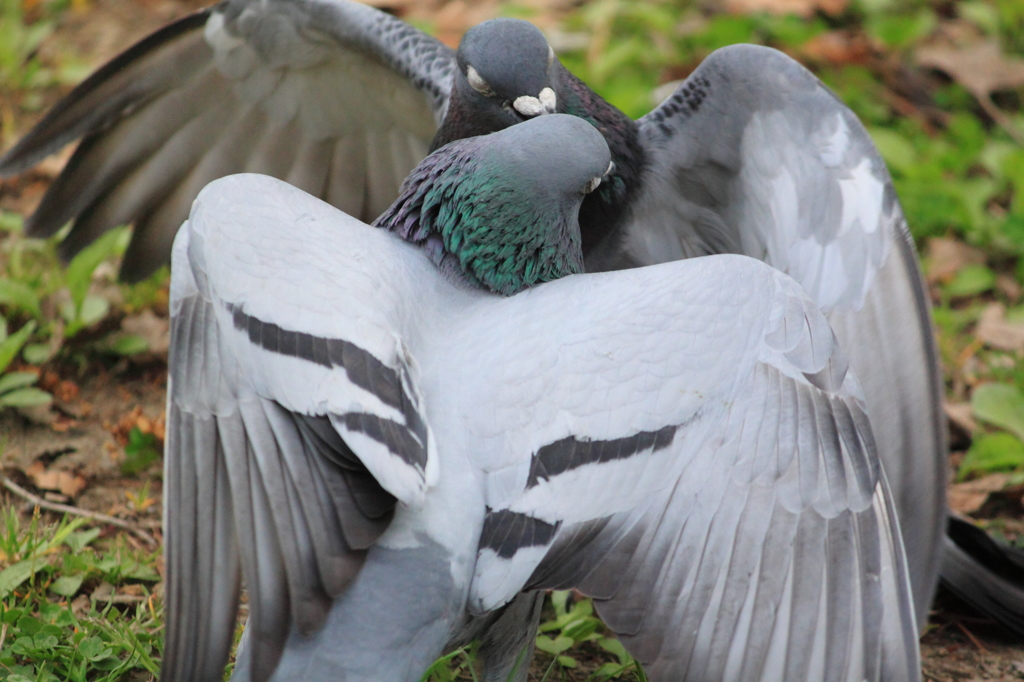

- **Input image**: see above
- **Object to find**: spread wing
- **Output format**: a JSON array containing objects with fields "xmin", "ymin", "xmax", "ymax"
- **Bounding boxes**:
[
  {"xmin": 0, "ymin": 0, "xmax": 454, "ymax": 281},
  {"xmin": 164, "ymin": 174, "xmax": 443, "ymax": 681},
  {"xmin": 450, "ymin": 255, "xmax": 920, "ymax": 681},
  {"xmin": 603, "ymin": 43, "xmax": 944, "ymax": 627}
]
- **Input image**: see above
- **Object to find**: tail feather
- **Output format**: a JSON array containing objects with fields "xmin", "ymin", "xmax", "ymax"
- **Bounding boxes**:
[{"xmin": 940, "ymin": 517, "xmax": 1024, "ymax": 638}]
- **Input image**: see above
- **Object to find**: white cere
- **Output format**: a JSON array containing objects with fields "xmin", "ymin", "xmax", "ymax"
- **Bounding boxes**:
[
  {"xmin": 539, "ymin": 87, "xmax": 557, "ymax": 114},
  {"xmin": 547, "ymin": 45, "xmax": 555, "ymax": 66},
  {"xmin": 467, "ymin": 66, "xmax": 496, "ymax": 97},
  {"xmin": 583, "ymin": 176, "xmax": 602, "ymax": 194},
  {"xmin": 514, "ymin": 88, "xmax": 557, "ymax": 117},
  {"xmin": 514, "ymin": 95, "xmax": 545, "ymax": 117}
]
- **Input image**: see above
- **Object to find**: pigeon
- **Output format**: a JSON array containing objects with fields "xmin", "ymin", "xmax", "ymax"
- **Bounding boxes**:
[
  {"xmin": 164, "ymin": 114, "xmax": 920, "ymax": 682},
  {"xmin": 2, "ymin": 0, "xmax": 1021, "ymax": 633}
]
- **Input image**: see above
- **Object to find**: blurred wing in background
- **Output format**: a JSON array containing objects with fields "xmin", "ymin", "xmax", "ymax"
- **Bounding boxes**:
[
  {"xmin": 603, "ymin": 43, "xmax": 947, "ymax": 630},
  {"xmin": 0, "ymin": 0, "xmax": 454, "ymax": 281}
]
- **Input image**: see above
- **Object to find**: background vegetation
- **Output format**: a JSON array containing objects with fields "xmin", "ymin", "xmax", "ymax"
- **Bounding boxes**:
[{"xmin": 0, "ymin": 0, "xmax": 1022, "ymax": 678}]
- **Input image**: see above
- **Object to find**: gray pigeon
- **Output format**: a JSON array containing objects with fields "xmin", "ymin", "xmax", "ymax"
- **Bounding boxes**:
[
  {"xmin": 2, "ymin": 0, "xmax": 1021, "ymax": 634},
  {"xmin": 164, "ymin": 114, "xmax": 920, "ymax": 681}
]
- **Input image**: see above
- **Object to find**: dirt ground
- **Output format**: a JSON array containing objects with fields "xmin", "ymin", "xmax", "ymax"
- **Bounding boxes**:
[{"xmin": 0, "ymin": 0, "xmax": 1023, "ymax": 679}]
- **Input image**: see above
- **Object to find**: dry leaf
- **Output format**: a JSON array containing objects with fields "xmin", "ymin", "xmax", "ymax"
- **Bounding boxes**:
[
  {"xmin": 925, "ymin": 237, "xmax": 985, "ymax": 284},
  {"xmin": 916, "ymin": 41, "xmax": 1024, "ymax": 99},
  {"xmin": 975, "ymin": 303, "xmax": 1024, "ymax": 351},
  {"xmin": 71, "ymin": 594, "xmax": 90, "ymax": 618},
  {"xmin": 997, "ymin": 273, "xmax": 1022, "ymax": 302},
  {"xmin": 24, "ymin": 461, "xmax": 88, "ymax": 498},
  {"xmin": 38, "ymin": 371, "xmax": 79, "ymax": 402},
  {"xmin": 916, "ymin": 41, "xmax": 1024, "ymax": 144},
  {"xmin": 109, "ymin": 405, "xmax": 166, "ymax": 447},
  {"xmin": 945, "ymin": 402, "xmax": 978, "ymax": 433},
  {"xmin": 720, "ymin": 0, "xmax": 847, "ymax": 17},
  {"xmin": 801, "ymin": 30, "xmax": 871, "ymax": 66},
  {"xmin": 431, "ymin": 0, "xmax": 500, "ymax": 46},
  {"xmin": 948, "ymin": 472, "xmax": 1010, "ymax": 514}
]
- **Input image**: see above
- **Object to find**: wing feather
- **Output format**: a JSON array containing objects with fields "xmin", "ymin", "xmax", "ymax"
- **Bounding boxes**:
[
  {"xmin": 451, "ymin": 255, "xmax": 919, "ymax": 680},
  {"xmin": 0, "ymin": 0, "xmax": 454, "ymax": 280},
  {"xmin": 617, "ymin": 43, "xmax": 943, "ymax": 628},
  {"xmin": 162, "ymin": 175, "xmax": 451, "ymax": 681}
]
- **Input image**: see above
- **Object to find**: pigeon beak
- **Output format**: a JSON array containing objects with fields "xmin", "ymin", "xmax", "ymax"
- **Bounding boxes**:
[
  {"xmin": 513, "ymin": 87, "xmax": 557, "ymax": 117},
  {"xmin": 583, "ymin": 162, "xmax": 616, "ymax": 195}
]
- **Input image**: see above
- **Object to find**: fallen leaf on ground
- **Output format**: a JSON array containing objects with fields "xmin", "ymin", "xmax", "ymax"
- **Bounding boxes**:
[
  {"xmin": 916, "ymin": 41, "xmax": 1024, "ymax": 98},
  {"xmin": 946, "ymin": 402, "xmax": 978, "ymax": 433},
  {"xmin": 801, "ymin": 30, "xmax": 871, "ymax": 65},
  {"xmin": 719, "ymin": 0, "xmax": 846, "ymax": 17},
  {"xmin": 109, "ymin": 405, "xmax": 166, "ymax": 447},
  {"xmin": 70, "ymin": 594, "xmax": 90, "ymax": 618},
  {"xmin": 39, "ymin": 371, "xmax": 79, "ymax": 403},
  {"xmin": 916, "ymin": 41, "xmax": 1024, "ymax": 144},
  {"xmin": 997, "ymin": 274, "xmax": 1022, "ymax": 302},
  {"xmin": 948, "ymin": 472, "xmax": 1011, "ymax": 514},
  {"xmin": 925, "ymin": 237, "xmax": 985, "ymax": 284},
  {"xmin": 24, "ymin": 461, "xmax": 87, "ymax": 498},
  {"xmin": 975, "ymin": 303, "xmax": 1024, "ymax": 351}
]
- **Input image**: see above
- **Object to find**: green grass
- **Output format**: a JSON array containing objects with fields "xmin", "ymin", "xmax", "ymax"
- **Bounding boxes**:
[{"xmin": 0, "ymin": 509, "xmax": 162, "ymax": 681}]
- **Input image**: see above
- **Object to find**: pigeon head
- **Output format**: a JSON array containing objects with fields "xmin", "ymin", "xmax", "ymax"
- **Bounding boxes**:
[
  {"xmin": 376, "ymin": 115, "xmax": 612, "ymax": 296},
  {"xmin": 430, "ymin": 19, "xmax": 559, "ymax": 149},
  {"xmin": 457, "ymin": 19, "xmax": 557, "ymax": 121}
]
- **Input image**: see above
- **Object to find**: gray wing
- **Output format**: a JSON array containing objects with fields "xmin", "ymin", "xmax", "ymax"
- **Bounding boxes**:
[
  {"xmin": 0, "ymin": 0, "xmax": 454, "ymax": 281},
  {"xmin": 164, "ymin": 175, "xmax": 441, "ymax": 681},
  {"xmin": 608, "ymin": 43, "xmax": 944, "ymax": 629},
  {"xmin": 455, "ymin": 255, "xmax": 920, "ymax": 681}
]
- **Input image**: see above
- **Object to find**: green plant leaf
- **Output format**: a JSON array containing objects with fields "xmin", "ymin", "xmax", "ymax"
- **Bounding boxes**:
[
  {"xmin": 0, "ymin": 387, "xmax": 52, "ymax": 407},
  {"xmin": 867, "ymin": 10, "xmax": 936, "ymax": 48},
  {"xmin": 64, "ymin": 228, "xmax": 123, "ymax": 312},
  {"xmin": 14, "ymin": 616, "xmax": 41, "ymax": 636},
  {"xmin": 972, "ymin": 383, "xmax": 1024, "ymax": 441},
  {"xmin": 0, "ymin": 279, "xmax": 41, "ymax": 317},
  {"xmin": 557, "ymin": 655, "xmax": 577, "ymax": 668},
  {"xmin": 64, "ymin": 527, "xmax": 102, "ymax": 553},
  {"xmin": 0, "ymin": 370, "xmax": 38, "ymax": 394},
  {"xmin": 535, "ymin": 635, "xmax": 574, "ymax": 655},
  {"xmin": 959, "ymin": 0, "xmax": 1001, "ymax": 33},
  {"xmin": 49, "ymin": 574, "xmax": 84, "ymax": 597},
  {"xmin": 0, "ymin": 559, "xmax": 43, "ymax": 599},
  {"xmin": 0, "ymin": 320, "xmax": 35, "ymax": 374},
  {"xmin": 562, "ymin": 617, "xmax": 598, "ymax": 641},
  {"xmin": 78, "ymin": 294, "xmax": 110, "ymax": 327},
  {"xmin": 21, "ymin": 343, "xmax": 52, "ymax": 365},
  {"xmin": 959, "ymin": 433, "xmax": 1024, "ymax": 479},
  {"xmin": 868, "ymin": 128, "xmax": 916, "ymax": 174},
  {"xmin": 598, "ymin": 637, "xmax": 629, "ymax": 659},
  {"xmin": 108, "ymin": 334, "xmax": 149, "ymax": 356},
  {"xmin": 945, "ymin": 264, "xmax": 996, "ymax": 297},
  {"xmin": 120, "ymin": 427, "xmax": 161, "ymax": 476}
]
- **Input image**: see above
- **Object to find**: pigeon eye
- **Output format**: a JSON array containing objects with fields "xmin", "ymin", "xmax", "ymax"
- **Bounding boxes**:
[
  {"xmin": 583, "ymin": 176, "xmax": 602, "ymax": 194},
  {"xmin": 466, "ymin": 66, "xmax": 496, "ymax": 97}
]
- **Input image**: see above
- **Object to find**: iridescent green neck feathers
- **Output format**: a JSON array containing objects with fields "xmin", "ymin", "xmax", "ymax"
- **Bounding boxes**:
[{"xmin": 376, "ymin": 116, "xmax": 611, "ymax": 296}]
